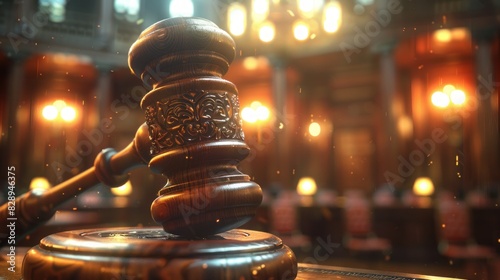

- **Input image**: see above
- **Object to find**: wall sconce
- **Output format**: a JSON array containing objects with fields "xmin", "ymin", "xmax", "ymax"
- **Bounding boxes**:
[
  {"xmin": 297, "ymin": 176, "xmax": 317, "ymax": 205},
  {"xmin": 431, "ymin": 84, "xmax": 466, "ymax": 108},
  {"xmin": 42, "ymin": 99, "xmax": 77, "ymax": 123},
  {"xmin": 241, "ymin": 101, "xmax": 270, "ymax": 123},
  {"xmin": 413, "ymin": 177, "xmax": 434, "ymax": 196},
  {"xmin": 297, "ymin": 177, "xmax": 317, "ymax": 196},
  {"xmin": 433, "ymin": 27, "xmax": 470, "ymax": 43},
  {"xmin": 413, "ymin": 176, "xmax": 434, "ymax": 207}
]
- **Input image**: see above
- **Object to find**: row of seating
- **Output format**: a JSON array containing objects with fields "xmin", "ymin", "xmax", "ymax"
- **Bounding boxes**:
[{"xmin": 267, "ymin": 190, "xmax": 498, "ymax": 279}]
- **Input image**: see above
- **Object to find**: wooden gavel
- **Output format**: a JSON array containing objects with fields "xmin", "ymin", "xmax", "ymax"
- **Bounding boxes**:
[{"xmin": 0, "ymin": 17, "xmax": 262, "ymax": 244}]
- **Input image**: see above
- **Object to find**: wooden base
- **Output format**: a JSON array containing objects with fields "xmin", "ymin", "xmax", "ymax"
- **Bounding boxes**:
[{"xmin": 22, "ymin": 227, "xmax": 297, "ymax": 279}]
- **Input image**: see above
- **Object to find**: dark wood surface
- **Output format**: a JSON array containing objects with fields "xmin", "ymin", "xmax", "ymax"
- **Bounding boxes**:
[
  {"xmin": 20, "ymin": 227, "xmax": 297, "ymax": 279},
  {"xmin": 0, "ymin": 250, "xmax": 465, "ymax": 280},
  {"xmin": 296, "ymin": 263, "xmax": 464, "ymax": 280}
]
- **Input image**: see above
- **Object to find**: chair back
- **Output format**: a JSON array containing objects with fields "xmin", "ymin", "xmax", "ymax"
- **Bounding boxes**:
[{"xmin": 437, "ymin": 200, "xmax": 471, "ymax": 243}]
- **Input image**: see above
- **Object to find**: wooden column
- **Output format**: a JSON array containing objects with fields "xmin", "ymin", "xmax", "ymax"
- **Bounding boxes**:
[{"xmin": 472, "ymin": 30, "xmax": 499, "ymax": 189}]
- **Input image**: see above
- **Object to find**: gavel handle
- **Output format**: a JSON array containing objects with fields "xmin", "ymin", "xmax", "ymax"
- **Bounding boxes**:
[{"xmin": 0, "ymin": 124, "xmax": 151, "ymax": 247}]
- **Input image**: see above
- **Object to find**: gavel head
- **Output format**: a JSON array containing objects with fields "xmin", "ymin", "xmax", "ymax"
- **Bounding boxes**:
[{"xmin": 128, "ymin": 17, "xmax": 262, "ymax": 237}]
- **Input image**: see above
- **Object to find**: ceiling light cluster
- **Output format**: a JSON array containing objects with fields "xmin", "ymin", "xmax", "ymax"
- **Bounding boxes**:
[{"xmin": 227, "ymin": 0, "xmax": 342, "ymax": 43}]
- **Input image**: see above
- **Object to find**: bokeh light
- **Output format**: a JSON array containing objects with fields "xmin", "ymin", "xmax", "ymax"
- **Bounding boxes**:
[
  {"xmin": 309, "ymin": 122, "xmax": 321, "ymax": 137},
  {"xmin": 431, "ymin": 91, "xmax": 450, "ymax": 108}
]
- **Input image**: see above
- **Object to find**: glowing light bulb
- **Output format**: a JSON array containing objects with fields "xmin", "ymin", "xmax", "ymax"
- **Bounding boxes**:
[
  {"xmin": 413, "ymin": 177, "xmax": 434, "ymax": 196},
  {"xmin": 323, "ymin": 1, "xmax": 341, "ymax": 33},
  {"xmin": 309, "ymin": 122, "xmax": 321, "ymax": 137},
  {"xmin": 256, "ymin": 105, "xmax": 270, "ymax": 121},
  {"xmin": 431, "ymin": 91, "xmax": 450, "ymax": 108},
  {"xmin": 252, "ymin": 0, "xmax": 270, "ymax": 22},
  {"xmin": 434, "ymin": 29, "xmax": 452, "ymax": 42},
  {"xmin": 293, "ymin": 20, "xmax": 310, "ymax": 41},
  {"xmin": 228, "ymin": 2, "xmax": 247, "ymax": 36},
  {"xmin": 241, "ymin": 107, "xmax": 257, "ymax": 123},
  {"xmin": 60, "ymin": 106, "xmax": 76, "ymax": 122},
  {"xmin": 258, "ymin": 21, "xmax": 275, "ymax": 42},
  {"xmin": 297, "ymin": 177, "xmax": 317, "ymax": 196},
  {"xmin": 42, "ymin": 105, "xmax": 58, "ymax": 120},
  {"xmin": 450, "ymin": 89, "xmax": 466, "ymax": 106}
]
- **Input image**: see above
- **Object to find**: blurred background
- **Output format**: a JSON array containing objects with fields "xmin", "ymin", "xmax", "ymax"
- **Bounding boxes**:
[{"xmin": 0, "ymin": 0, "xmax": 499, "ymax": 279}]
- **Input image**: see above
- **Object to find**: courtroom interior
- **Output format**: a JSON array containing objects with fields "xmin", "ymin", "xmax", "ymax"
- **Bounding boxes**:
[{"xmin": 0, "ymin": 0, "xmax": 499, "ymax": 279}]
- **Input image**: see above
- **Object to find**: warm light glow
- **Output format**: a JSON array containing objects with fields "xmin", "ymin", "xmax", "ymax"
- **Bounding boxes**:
[
  {"xmin": 60, "ymin": 106, "xmax": 76, "ymax": 122},
  {"xmin": 323, "ymin": 1, "xmax": 341, "ymax": 33},
  {"xmin": 111, "ymin": 181, "xmax": 133, "ymax": 196},
  {"xmin": 309, "ymin": 122, "xmax": 321, "ymax": 137},
  {"xmin": 29, "ymin": 177, "xmax": 51, "ymax": 191},
  {"xmin": 228, "ymin": 2, "xmax": 247, "ymax": 36},
  {"xmin": 297, "ymin": 177, "xmax": 317, "ymax": 196},
  {"xmin": 53, "ymin": 99, "xmax": 67, "ymax": 110},
  {"xmin": 252, "ymin": 0, "xmax": 270, "ymax": 22},
  {"xmin": 242, "ymin": 101, "xmax": 270, "ymax": 123},
  {"xmin": 413, "ymin": 177, "xmax": 434, "ymax": 196},
  {"xmin": 42, "ymin": 105, "xmax": 58, "ymax": 120},
  {"xmin": 442, "ymin": 84, "xmax": 455, "ymax": 94},
  {"xmin": 250, "ymin": 101, "xmax": 263, "ymax": 108},
  {"xmin": 434, "ymin": 29, "xmax": 452, "ymax": 42},
  {"xmin": 242, "ymin": 56, "xmax": 269, "ymax": 70},
  {"xmin": 431, "ymin": 91, "xmax": 450, "ymax": 108},
  {"xmin": 43, "ymin": 100, "xmax": 78, "ymax": 123},
  {"xmin": 169, "ymin": 0, "xmax": 194, "ymax": 17},
  {"xmin": 434, "ymin": 28, "xmax": 470, "ymax": 42},
  {"xmin": 243, "ymin": 56, "xmax": 258, "ymax": 70},
  {"xmin": 241, "ymin": 107, "xmax": 257, "ymax": 123},
  {"xmin": 451, "ymin": 28, "xmax": 469, "ymax": 40},
  {"xmin": 397, "ymin": 116, "xmax": 413, "ymax": 139},
  {"xmin": 255, "ymin": 105, "xmax": 270, "ymax": 121},
  {"xmin": 293, "ymin": 20, "xmax": 310, "ymax": 41},
  {"xmin": 258, "ymin": 21, "xmax": 275, "ymax": 42},
  {"xmin": 432, "ymin": 85, "xmax": 467, "ymax": 108},
  {"xmin": 297, "ymin": 0, "xmax": 324, "ymax": 18},
  {"xmin": 450, "ymin": 89, "xmax": 466, "ymax": 106}
]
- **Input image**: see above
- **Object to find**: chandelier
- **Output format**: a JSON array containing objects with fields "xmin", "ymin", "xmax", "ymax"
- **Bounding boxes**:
[{"xmin": 226, "ymin": 0, "xmax": 342, "ymax": 44}]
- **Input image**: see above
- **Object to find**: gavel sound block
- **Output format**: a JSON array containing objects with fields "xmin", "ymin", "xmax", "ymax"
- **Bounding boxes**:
[{"xmin": 20, "ymin": 18, "xmax": 298, "ymax": 279}]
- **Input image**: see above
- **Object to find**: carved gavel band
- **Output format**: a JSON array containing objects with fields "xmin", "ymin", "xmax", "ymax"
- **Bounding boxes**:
[{"xmin": 0, "ymin": 124, "xmax": 151, "ymax": 246}]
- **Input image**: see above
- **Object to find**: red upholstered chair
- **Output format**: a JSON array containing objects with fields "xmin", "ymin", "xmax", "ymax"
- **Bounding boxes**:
[
  {"xmin": 436, "ymin": 199, "xmax": 496, "ymax": 279},
  {"xmin": 342, "ymin": 192, "xmax": 392, "ymax": 257},
  {"xmin": 270, "ymin": 191, "xmax": 311, "ymax": 251}
]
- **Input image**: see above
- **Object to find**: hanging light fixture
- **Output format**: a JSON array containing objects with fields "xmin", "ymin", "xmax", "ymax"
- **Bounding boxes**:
[
  {"xmin": 226, "ymin": 0, "xmax": 342, "ymax": 43},
  {"xmin": 228, "ymin": 2, "xmax": 247, "ymax": 37}
]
